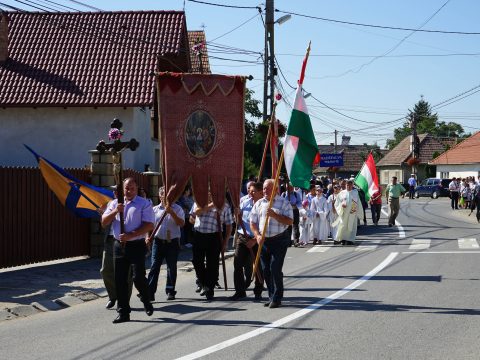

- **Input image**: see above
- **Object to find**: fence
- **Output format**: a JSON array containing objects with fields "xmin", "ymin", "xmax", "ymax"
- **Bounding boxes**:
[
  {"xmin": 0, "ymin": 166, "xmax": 161, "ymax": 268},
  {"xmin": 0, "ymin": 166, "xmax": 91, "ymax": 268}
]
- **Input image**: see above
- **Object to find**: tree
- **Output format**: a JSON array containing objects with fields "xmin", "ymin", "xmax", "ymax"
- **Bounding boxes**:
[
  {"xmin": 243, "ymin": 89, "xmax": 263, "ymax": 178},
  {"xmin": 386, "ymin": 97, "xmax": 465, "ymax": 150}
]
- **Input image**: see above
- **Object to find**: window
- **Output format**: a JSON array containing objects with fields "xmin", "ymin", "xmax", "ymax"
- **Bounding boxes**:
[
  {"xmin": 440, "ymin": 171, "xmax": 449, "ymax": 178},
  {"xmin": 381, "ymin": 170, "xmax": 389, "ymax": 184}
]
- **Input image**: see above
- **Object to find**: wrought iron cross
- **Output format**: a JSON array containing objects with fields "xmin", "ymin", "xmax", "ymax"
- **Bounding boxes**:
[{"xmin": 96, "ymin": 118, "xmax": 139, "ymax": 234}]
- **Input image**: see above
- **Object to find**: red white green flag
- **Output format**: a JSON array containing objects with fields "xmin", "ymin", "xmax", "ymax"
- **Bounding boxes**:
[
  {"xmin": 284, "ymin": 43, "xmax": 318, "ymax": 189},
  {"xmin": 354, "ymin": 152, "xmax": 379, "ymax": 201}
]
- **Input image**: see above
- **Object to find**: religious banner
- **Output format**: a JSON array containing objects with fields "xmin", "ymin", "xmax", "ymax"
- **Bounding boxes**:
[{"xmin": 156, "ymin": 72, "xmax": 246, "ymax": 209}]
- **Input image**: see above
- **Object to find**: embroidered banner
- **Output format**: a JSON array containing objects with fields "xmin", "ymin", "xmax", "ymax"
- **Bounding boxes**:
[{"xmin": 156, "ymin": 72, "xmax": 246, "ymax": 209}]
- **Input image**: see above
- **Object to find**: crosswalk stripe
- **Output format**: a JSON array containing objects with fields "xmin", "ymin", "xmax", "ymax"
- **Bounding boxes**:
[
  {"xmin": 307, "ymin": 246, "xmax": 331, "ymax": 253},
  {"xmin": 355, "ymin": 245, "xmax": 378, "ymax": 251},
  {"xmin": 458, "ymin": 238, "xmax": 479, "ymax": 249},
  {"xmin": 409, "ymin": 239, "xmax": 431, "ymax": 250}
]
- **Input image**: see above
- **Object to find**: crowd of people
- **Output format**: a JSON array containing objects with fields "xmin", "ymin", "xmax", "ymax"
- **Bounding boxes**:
[
  {"xmin": 99, "ymin": 173, "xmax": 479, "ymax": 324},
  {"xmin": 448, "ymin": 176, "xmax": 480, "ymax": 222}
]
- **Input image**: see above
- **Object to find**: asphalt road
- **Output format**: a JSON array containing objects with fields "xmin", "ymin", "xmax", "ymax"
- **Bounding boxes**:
[{"xmin": 1, "ymin": 198, "xmax": 479, "ymax": 360}]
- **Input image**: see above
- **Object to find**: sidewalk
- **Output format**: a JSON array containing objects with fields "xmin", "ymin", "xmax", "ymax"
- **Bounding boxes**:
[{"xmin": 0, "ymin": 247, "xmax": 235, "ymax": 322}]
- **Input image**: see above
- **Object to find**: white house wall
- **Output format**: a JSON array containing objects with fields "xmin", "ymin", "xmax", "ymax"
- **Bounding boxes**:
[
  {"xmin": 435, "ymin": 164, "xmax": 480, "ymax": 179},
  {"xmin": 0, "ymin": 107, "xmax": 158, "ymax": 172}
]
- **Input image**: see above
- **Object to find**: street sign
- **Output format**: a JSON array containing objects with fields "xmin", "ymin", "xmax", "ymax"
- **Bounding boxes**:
[{"xmin": 320, "ymin": 153, "xmax": 343, "ymax": 167}]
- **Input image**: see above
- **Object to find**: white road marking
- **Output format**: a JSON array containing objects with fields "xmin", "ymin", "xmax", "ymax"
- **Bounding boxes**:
[
  {"xmin": 409, "ymin": 239, "xmax": 431, "ymax": 250},
  {"xmin": 458, "ymin": 238, "xmax": 479, "ymax": 249},
  {"xmin": 355, "ymin": 245, "xmax": 378, "ymax": 251},
  {"xmin": 175, "ymin": 252, "xmax": 399, "ymax": 360},
  {"xmin": 381, "ymin": 207, "xmax": 405, "ymax": 238},
  {"xmin": 306, "ymin": 246, "xmax": 331, "ymax": 253},
  {"xmin": 403, "ymin": 251, "xmax": 480, "ymax": 254}
]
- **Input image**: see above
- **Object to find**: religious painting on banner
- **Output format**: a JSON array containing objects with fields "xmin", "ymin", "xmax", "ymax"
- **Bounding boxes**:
[{"xmin": 156, "ymin": 72, "xmax": 246, "ymax": 210}]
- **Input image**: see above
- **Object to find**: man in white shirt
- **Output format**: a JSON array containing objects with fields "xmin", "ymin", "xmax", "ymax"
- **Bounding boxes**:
[
  {"xmin": 449, "ymin": 177, "xmax": 460, "ymax": 210},
  {"xmin": 146, "ymin": 187, "xmax": 185, "ymax": 301}
]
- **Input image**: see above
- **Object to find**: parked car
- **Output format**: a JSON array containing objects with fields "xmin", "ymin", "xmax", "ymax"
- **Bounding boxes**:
[{"xmin": 414, "ymin": 178, "xmax": 451, "ymax": 199}]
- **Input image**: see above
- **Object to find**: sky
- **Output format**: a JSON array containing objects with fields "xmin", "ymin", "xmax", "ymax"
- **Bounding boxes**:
[{"xmin": 3, "ymin": 0, "xmax": 479, "ymax": 148}]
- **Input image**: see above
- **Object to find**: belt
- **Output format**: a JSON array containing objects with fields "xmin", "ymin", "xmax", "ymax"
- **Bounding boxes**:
[
  {"xmin": 265, "ymin": 230, "xmax": 287, "ymax": 241},
  {"xmin": 154, "ymin": 237, "xmax": 178, "ymax": 243},
  {"xmin": 389, "ymin": 197, "xmax": 399, "ymax": 199}
]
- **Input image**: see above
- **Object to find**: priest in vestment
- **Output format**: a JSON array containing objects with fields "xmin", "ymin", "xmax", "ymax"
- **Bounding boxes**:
[{"xmin": 332, "ymin": 180, "xmax": 363, "ymax": 245}]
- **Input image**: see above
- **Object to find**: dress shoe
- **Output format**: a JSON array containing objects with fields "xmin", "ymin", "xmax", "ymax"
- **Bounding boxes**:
[
  {"xmin": 144, "ymin": 302, "xmax": 154, "ymax": 316},
  {"xmin": 215, "ymin": 282, "xmax": 222, "ymax": 289},
  {"xmin": 167, "ymin": 292, "xmax": 176, "ymax": 301},
  {"xmin": 106, "ymin": 299, "xmax": 116, "ymax": 309},
  {"xmin": 269, "ymin": 301, "xmax": 281, "ymax": 309},
  {"xmin": 388, "ymin": 223, "xmax": 393, "ymax": 227},
  {"xmin": 205, "ymin": 291, "xmax": 214, "ymax": 301},
  {"xmin": 200, "ymin": 286, "xmax": 208, "ymax": 296},
  {"xmin": 263, "ymin": 302, "xmax": 271, "ymax": 307},
  {"xmin": 230, "ymin": 292, "xmax": 246, "ymax": 301},
  {"xmin": 112, "ymin": 314, "xmax": 130, "ymax": 324},
  {"xmin": 195, "ymin": 285, "xmax": 202, "ymax": 293},
  {"xmin": 345, "ymin": 241, "xmax": 355, "ymax": 246},
  {"xmin": 317, "ymin": 240, "xmax": 322, "ymax": 245},
  {"xmin": 333, "ymin": 241, "xmax": 341, "ymax": 245}
]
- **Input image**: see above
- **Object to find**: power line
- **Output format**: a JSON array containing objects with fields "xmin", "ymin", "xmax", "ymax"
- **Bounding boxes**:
[
  {"xmin": 275, "ymin": 7, "xmax": 480, "ymax": 35},
  {"xmin": 276, "ymin": 52, "xmax": 480, "ymax": 59},
  {"xmin": 432, "ymin": 84, "xmax": 480, "ymax": 109},
  {"xmin": 208, "ymin": 12, "xmax": 260, "ymax": 43},
  {"xmin": 66, "ymin": 0, "xmax": 103, "ymax": 12},
  {"xmin": 187, "ymin": 0, "xmax": 261, "ymax": 10}
]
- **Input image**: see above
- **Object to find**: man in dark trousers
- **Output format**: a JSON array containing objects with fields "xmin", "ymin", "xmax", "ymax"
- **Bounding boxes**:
[
  {"xmin": 231, "ymin": 182, "xmax": 264, "ymax": 301},
  {"xmin": 102, "ymin": 177, "xmax": 155, "ymax": 324}
]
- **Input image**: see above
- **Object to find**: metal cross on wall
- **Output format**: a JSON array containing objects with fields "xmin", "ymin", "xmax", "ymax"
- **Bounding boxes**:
[{"xmin": 96, "ymin": 118, "xmax": 139, "ymax": 234}]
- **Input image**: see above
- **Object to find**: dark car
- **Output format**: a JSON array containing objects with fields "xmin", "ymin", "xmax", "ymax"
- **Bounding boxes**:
[{"xmin": 414, "ymin": 178, "xmax": 451, "ymax": 199}]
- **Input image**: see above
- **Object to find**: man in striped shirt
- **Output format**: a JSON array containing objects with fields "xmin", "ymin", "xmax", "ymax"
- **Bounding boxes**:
[{"xmin": 250, "ymin": 179, "xmax": 293, "ymax": 309}]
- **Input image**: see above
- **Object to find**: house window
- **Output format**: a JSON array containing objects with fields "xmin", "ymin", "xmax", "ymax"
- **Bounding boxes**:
[
  {"xmin": 381, "ymin": 170, "xmax": 389, "ymax": 184},
  {"xmin": 440, "ymin": 171, "xmax": 449, "ymax": 178}
]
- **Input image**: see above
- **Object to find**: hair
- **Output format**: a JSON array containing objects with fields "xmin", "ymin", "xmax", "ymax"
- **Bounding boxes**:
[
  {"xmin": 123, "ymin": 177, "xmax": 136, "ymax": 185},
  {"xmin": 251, "ymin": 182, "xmax": 263, "ymax": 191}
]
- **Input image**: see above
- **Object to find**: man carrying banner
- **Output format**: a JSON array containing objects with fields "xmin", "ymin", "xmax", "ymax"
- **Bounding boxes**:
[
  {"xmin": 231, "ymin": 181, "xmax": 264, "ymax": 301},
  {"xmin": 102, "ymin": 177, "xmax": 155, "ymax": 323},
  {"xmin": 191, "ymin": 193, "xmax": 233, "ymax": 300},
  {"xmin": 250, "ymin": 179, "xmax": 293, "ymax": 308}
]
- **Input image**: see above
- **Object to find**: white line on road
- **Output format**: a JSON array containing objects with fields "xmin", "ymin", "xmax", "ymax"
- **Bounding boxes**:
[
  {"xmin": 402, "ymin": 251, "xmax": 480, "ymax": 254},
  {"xmin": 175, "ymin": 252, "xmax": 399, "ymax": 360},
  {"xmin": 381, "ymin": 207, "xmax": 405, "ymax": 238},
  {"xmin": 458, "ymin": 238, "xmax": 479, "ymax": 249},
  {"xmin": 306, "ymin": 246, "xmax": 331, "ymax": 253},
  {"xmin": 355, "ymin": 245, "xmax": 378, "ymax": 251},
  {"xmin": 409, "ymin": 239, "xmax": 431, "ymax": 250}
]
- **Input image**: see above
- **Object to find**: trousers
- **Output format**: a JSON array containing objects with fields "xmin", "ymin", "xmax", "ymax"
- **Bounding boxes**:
[
  {"xmin": 147, "ymin": 238, "xmax": 180, "ymax": 297},
  {"xmin": 192, "ymin": 231, "xmax": 221, "ymax": 291},
  {"xmin": 388, "ymin": 198, "xmax": 400, "ymax": 225},
  {"xmin": 233, "ymin": 234, "xmax": 263, "ymax": 296},
  {"xmin": 114, "ymin": 240, "xmax": 150, "ymax": 315},
  {"xmin": 100, "ymin": 236, "xmax": 132, "ymax": 301}
]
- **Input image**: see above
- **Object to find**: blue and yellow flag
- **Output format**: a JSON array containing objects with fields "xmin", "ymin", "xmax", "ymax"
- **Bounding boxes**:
[{"xmin": 25, "ymin": 145, "xmax": 114, "ymax": 218}]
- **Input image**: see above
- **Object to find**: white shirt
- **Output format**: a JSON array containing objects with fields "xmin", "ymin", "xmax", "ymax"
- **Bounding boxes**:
[{"xmin": 153, "ymin": 203, "xmax": 184, "ymax": 240}]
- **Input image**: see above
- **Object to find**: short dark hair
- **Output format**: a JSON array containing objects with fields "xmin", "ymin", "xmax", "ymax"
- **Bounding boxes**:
[{"xmin": 252, "ymin": 182, "xmax": 263, "ymax": 191}]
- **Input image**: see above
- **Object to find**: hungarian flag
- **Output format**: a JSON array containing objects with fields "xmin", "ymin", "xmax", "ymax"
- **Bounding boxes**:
[
  {"xmin": 354, "ymin": 152, "xmax": 379, "ymax": 201},
  {"xmin": 284, "ymin": 43, "xmax": 318, "ymax": 189}
]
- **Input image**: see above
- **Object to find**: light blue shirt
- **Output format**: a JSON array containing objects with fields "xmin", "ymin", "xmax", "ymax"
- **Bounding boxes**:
[
  {"xmin": 250, "ymin": 195, "xmax": 293, "ymax": 237},
  {"xmin": 153, "ymin": 203, "xmax": 185, "ymax": 240},
  {"xmin": 238, "ymin": 194, "xmax": 254, "ymax": 236},
  {"xmin": 104, "ymin": 196, "xmax": 154, "ymax": 241}
]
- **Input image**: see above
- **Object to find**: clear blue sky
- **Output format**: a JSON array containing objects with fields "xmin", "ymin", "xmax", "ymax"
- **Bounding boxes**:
[{"xmin": 5, "ymin": 0, "xmax": 479, "ymax": 147}]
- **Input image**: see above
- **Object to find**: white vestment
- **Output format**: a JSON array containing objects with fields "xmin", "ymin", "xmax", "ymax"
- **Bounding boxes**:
[
  {"xmin": 298, "ymin": 208, "xmax": 314, "ymax": 243},
  {"xmin": 327, "ymin": 193, "xmax": 338, "ymax": 241},
  {"xmin": 332, "ymin": 189, "xmax": 363, "ymax": 242},
  {"xmin": 311, "ymin": 196, "xmax": 330, "ymax": 241}
]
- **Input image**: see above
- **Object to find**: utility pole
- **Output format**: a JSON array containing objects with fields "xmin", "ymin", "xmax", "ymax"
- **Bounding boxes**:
[
  {"xmin": 334, "ymin": 130, "xmax": 338, "ymax": 180},
  {"xmin": 410, "ymin": 114, "xmax": 418, "ymax": 176}
]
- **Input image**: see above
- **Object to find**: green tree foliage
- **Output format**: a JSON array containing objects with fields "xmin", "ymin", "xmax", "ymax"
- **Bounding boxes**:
[
  {"xmin": 243, "ymin": 89, "xmax": 263, "ymax": 178},
  {"xmin": 386, "ymin": 97, "xmax": 466, "ymax": 150}
]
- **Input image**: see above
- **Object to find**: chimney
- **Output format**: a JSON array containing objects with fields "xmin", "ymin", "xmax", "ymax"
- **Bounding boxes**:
[
  {"xmin": 341, "ymin": 135, "xmax": 351, "ymax": 146},
  {"xmin": 0, "ymin": 13, "xmax": 9, "ymax": 63}
]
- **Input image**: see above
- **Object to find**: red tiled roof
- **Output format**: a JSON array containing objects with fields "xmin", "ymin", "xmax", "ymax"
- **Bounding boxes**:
[
  {"xmin": 429, "ymin": 131, "xmax": 480, "ymax": 165},
  {"xmin": 377, "ymin": 134, "xmax": 448, "ymax": 166},
  {"xmin": 188, "ymin": 31, "xmax": 210, "ymax": 74},
  {"xmin": 0, "ymin": 11, "xmax": 191, "ymax": 107}
]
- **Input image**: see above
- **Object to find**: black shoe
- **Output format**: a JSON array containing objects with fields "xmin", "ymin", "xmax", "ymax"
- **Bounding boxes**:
[
  {"xmin": 106, "ymin": 299, "xmax": 116, "ymax": 309},
  {"xmin": 333, "ymin": 241, "xmax": 341, "ymax": 245},
  {"xmin": 215, "ymin": 282, "xmax": 222, "ymax": 289},
  {"xmin": 166, "ymin": 292, "xmax": 176, "ymax": 301},
  {"xmin": 317, "ymin": 240, "xmax": 322, "ymax": 245},
  {"xmin": 200, "ymin": 286, "xmax": 208, "ymax": 296},
  {"xmin": 345, "ymin": 241, "xmax": 355, "ymax": 246},
  {"xmin": 254, "ymin": 294, "xmax": 262, "ymax": 301},
  {"xmin": 230, "ymin": 292, "xmax": 246, "ymax": 301},
  {"xmin": 264, "ymin": 302, "xmax": 271, "ymax": 307},
  {"xmin": 269, "ymin": 301, "xmax": 281, "ymax": 308},
  {"xmin": 341, "ymin": 240, "xmax": 346, "ymax": 245},
  {"xmin": 144, "ymin": 302, "xmax": 154, "ymax": 316},
  {"xmin": 113, "ymin": 314, "xmax": 130, "ymax": 324},
  {"xmin": 205, "ymin": 291, "xmax": 214, "ymax": 301},
  {"xmin": 195, "ymin": 285, "xmax": 202, "ymax": 293},
  {"xmin": 388, "ymin": 223, "xmax": 393, "ymax": 227}
]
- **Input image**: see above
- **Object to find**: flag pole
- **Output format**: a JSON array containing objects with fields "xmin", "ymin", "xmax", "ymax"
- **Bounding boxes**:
[
  {"xmin": 258, "ymin": 103, "xmax": 277, "ymax": 181},
  {"xmin": 251, "ymin": 148, "xmax": 285, "ymax": 282}
]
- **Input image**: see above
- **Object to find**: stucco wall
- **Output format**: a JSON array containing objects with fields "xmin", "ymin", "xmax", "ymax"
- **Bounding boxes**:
[
  {"xmin": 0, "ymin": 107, "xmax": 158, "ymax": 172},
  {"xmin": 435, "ymin": 164, "xmax": 480, "ymax": 179}
]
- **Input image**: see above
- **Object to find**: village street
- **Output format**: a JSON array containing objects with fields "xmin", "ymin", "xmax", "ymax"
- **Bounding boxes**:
[{"xmin": 1, "ymin": 198, "xmax": 479, "ymax": 360}]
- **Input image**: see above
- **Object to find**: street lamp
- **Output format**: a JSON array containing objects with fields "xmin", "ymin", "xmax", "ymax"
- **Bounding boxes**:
[{"xmin": 276, "ymin": 14, "xmax": 291, "ymax": 25}]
